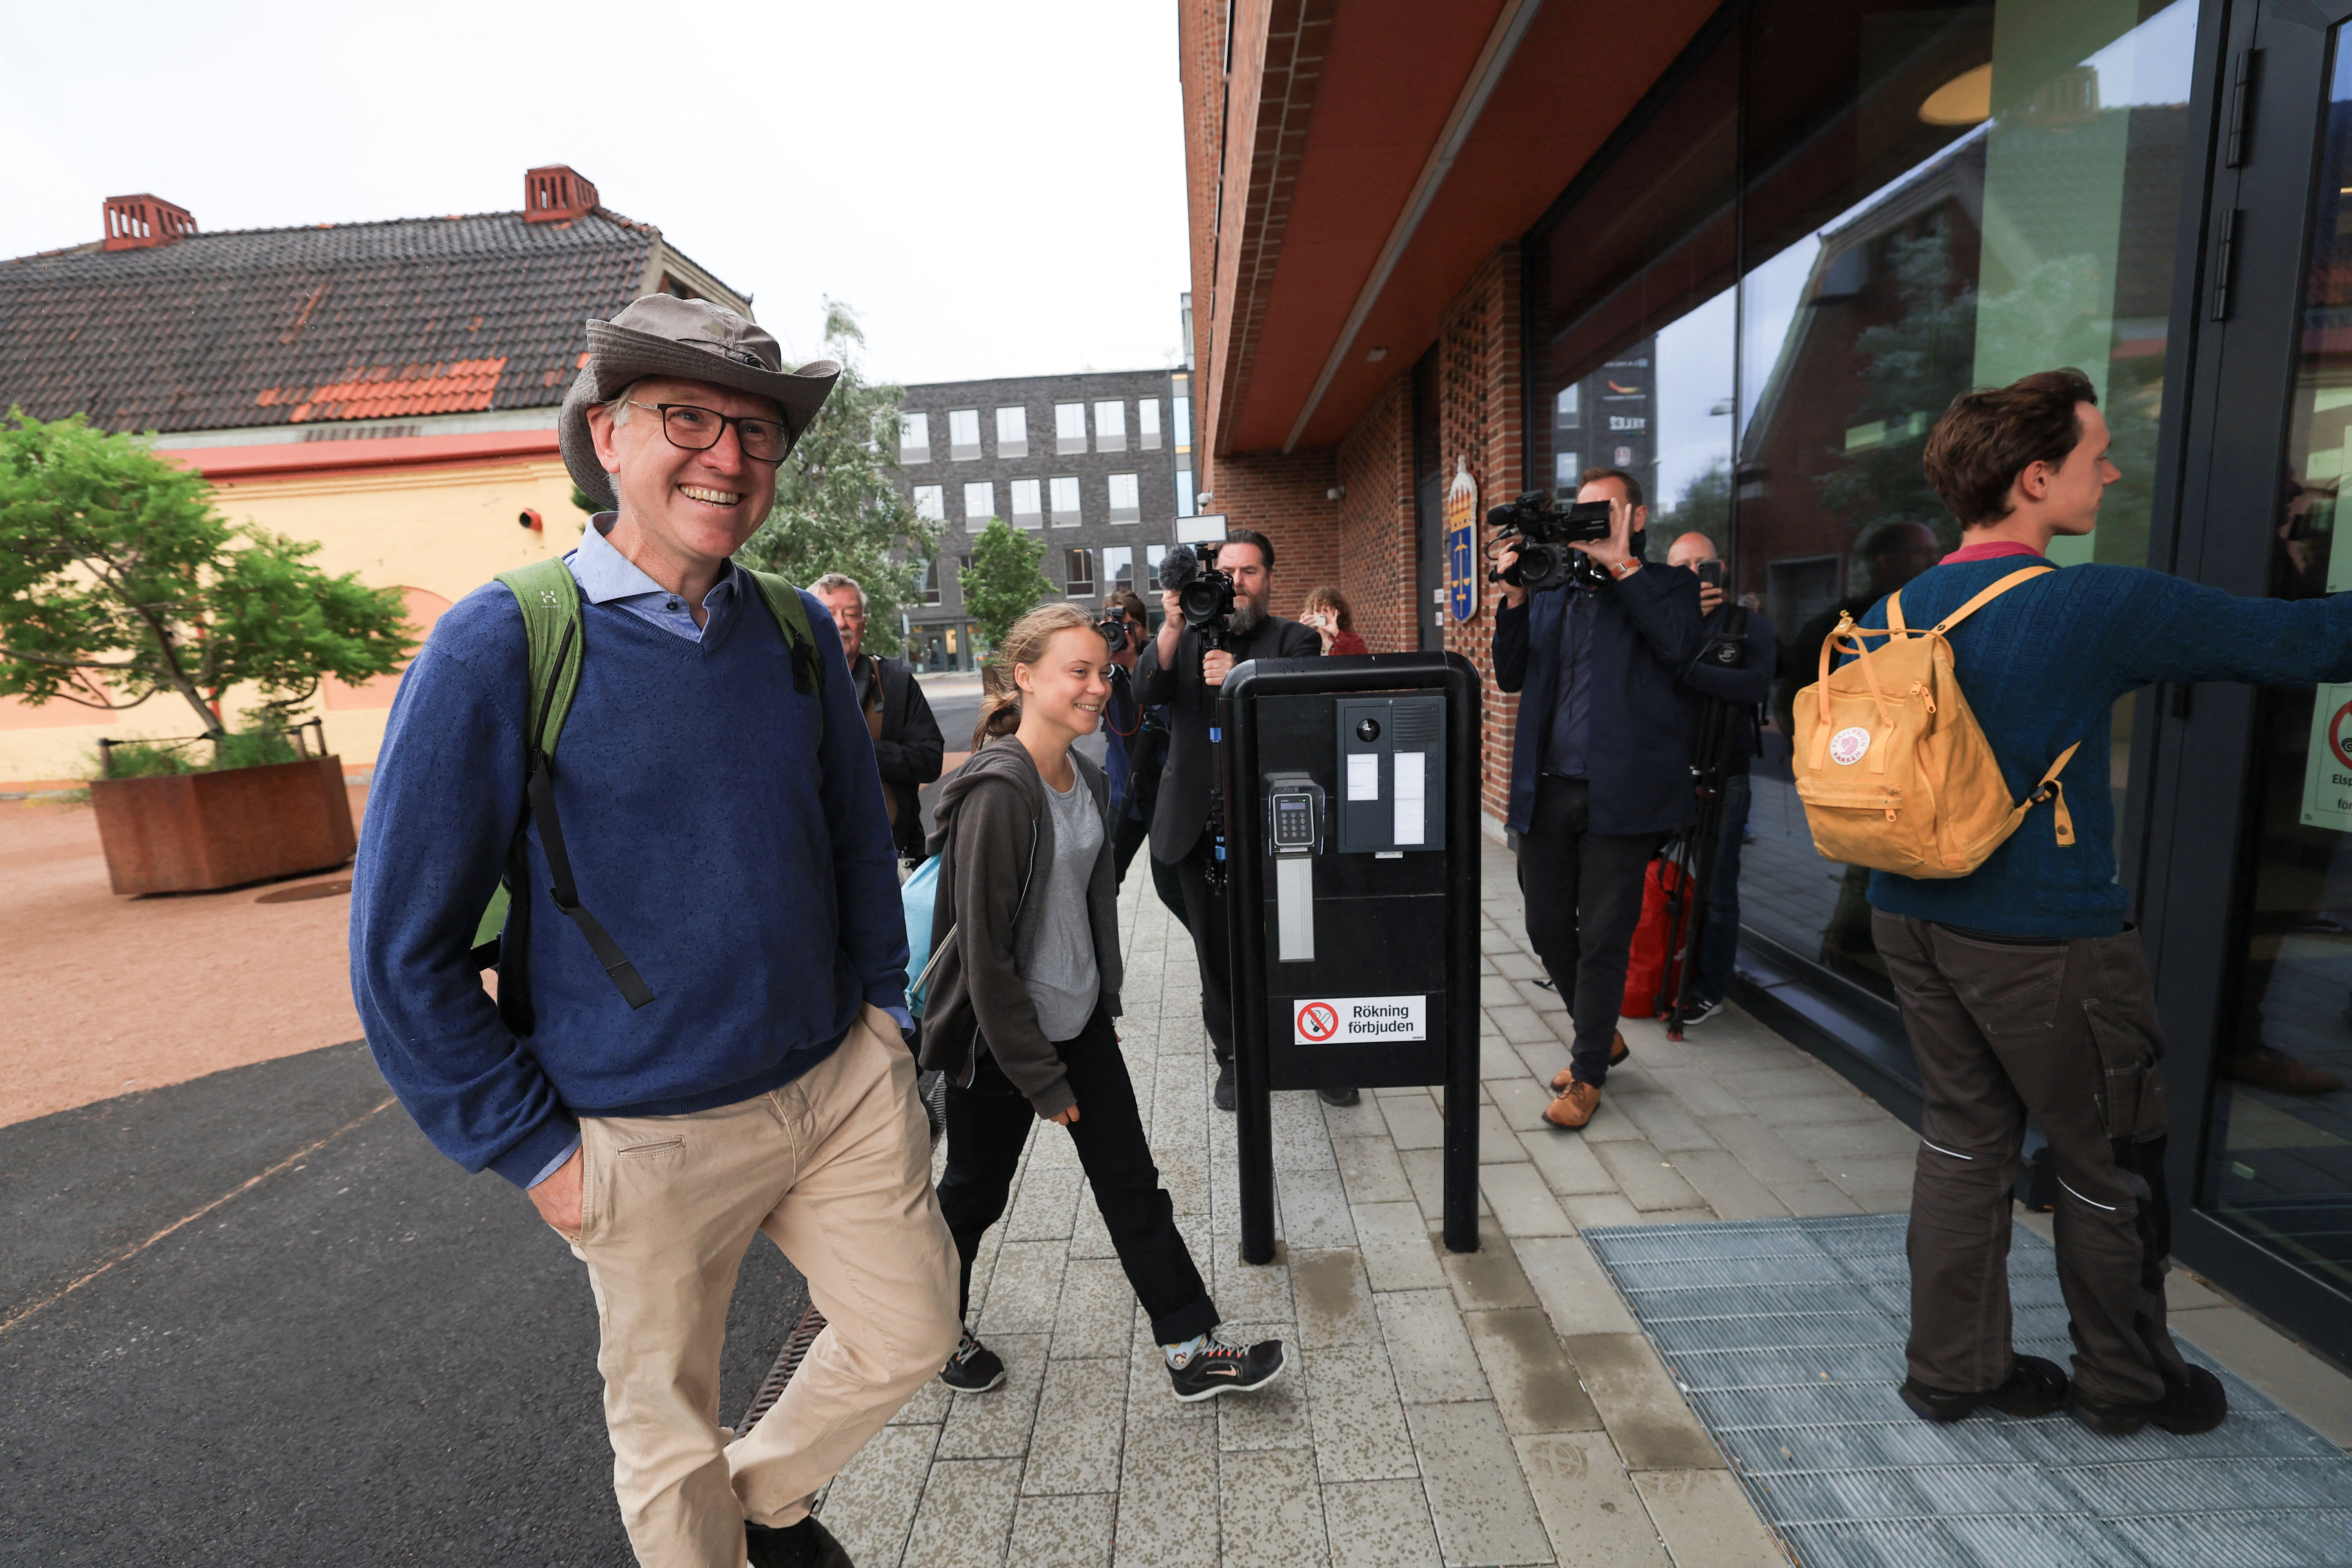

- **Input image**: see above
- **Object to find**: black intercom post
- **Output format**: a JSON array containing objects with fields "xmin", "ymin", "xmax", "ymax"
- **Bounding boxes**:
[{"xmin": 1221, "ymin": 651, "xmax": 1483, "ymax": 1261}]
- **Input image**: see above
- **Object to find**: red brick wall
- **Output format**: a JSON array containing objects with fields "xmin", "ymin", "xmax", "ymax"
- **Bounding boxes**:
[
  {"xmin": 1332, "ymin": 376, "xmax": 1415, "ymax": 655},
  {"xmin": 1209, "ymin": 450, "xmax": 1339, "ymax": 621}
]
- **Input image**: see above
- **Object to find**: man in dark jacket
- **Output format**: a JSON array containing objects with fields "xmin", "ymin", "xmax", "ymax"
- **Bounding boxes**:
[
  {"xmin": 813, "ymin": 573, "xmax": 944, "ymax": 860},
  {"xmin": 1133, "ymin": 528, "xmax": 1325, "ymax": 1111},
  {"xmin": 1665, "ymin": 532, "xmax": 1778, "ymax": 1023},
  {"xmin": 1492, "ymin": 468, "xmax": 1703, "ymax": 1129}
]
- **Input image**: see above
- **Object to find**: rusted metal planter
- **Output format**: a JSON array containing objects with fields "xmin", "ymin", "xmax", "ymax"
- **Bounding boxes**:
[{"xmin": 90, "ymin": 755, "xmax": 357, "ymax": 895}]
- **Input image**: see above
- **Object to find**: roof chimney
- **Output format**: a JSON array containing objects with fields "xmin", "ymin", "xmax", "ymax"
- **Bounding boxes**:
[
  {"xmin": 523, "ymin": 165, "xmax": 600, "ymax": 223},
  {"xmin": 102, "ymin": 193, "xmax": 196, "ymax": 251}
]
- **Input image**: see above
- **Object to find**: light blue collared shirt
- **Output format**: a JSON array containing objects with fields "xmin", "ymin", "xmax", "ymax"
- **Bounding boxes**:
[{"xmin": 565, "ymin": 512, "xmax": 741, "ymax": 642}]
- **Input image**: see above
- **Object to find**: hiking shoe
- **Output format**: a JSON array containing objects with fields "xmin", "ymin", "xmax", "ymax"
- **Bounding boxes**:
[
  {"xmin": 1317, "ymin": 1085, "xmax": 1361, "ymax": 1107},
  {"xmin": 1550, "ymin": 1034, "xmax": 1628, "ymax": 1091},
  {"xmin": 1543, "ymin": 1080, "xmax": 1602, "ymax": 1129},
  {"xmin": 1214, "ymin": 1062, "xmax": 1236, "ymax": 1112},
  {"xmin": 1900, "ymin": 1354, "xmax": 2067, "ymax": 1422},
  {"xmin": 1679, "ymin": 995, "xmax": 1724, "ymax": 1026},
  {"xmin": 2067, "ymin": 1363, "xmax": 2228, "ymax": 1436},
  {"xmin": 745, "ymin": 1514, "xmax": 853, "ymax": 1568},
  {"xmin": 941, "ymin": 1329, "xmax": 1005, "ymax": 1392},
  {"xmin": 1167, "ymin": 1335, "xmax": 1286, "ymax": 1401}
]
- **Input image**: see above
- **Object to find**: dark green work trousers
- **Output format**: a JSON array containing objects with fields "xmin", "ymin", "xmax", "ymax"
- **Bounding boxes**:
[{"xmin": 1873, "ymin": 911, "xmax": 2186, "ymax": 1406}]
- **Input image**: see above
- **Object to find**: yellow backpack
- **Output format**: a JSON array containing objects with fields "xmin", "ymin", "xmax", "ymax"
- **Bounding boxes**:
[{"xmin": 1791, "ymin": 565, "xmax": 2078, "ymax": 880}]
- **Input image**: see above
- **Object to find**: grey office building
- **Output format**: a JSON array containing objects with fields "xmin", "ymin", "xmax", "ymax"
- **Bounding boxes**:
[{"xmin": 894, "ymin": 367, "xmax": 1196, "ymax": 671}]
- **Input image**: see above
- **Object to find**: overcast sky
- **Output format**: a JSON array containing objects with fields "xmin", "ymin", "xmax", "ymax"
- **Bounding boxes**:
[{"xmin": 0, "ymin": 0, "xmax": 1193, "ymax": 388}]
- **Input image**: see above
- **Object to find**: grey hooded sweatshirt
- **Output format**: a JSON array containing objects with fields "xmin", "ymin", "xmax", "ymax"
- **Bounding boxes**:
[{"xmin": 918, "ymin": 737, "xmax": 1124, "ymax": 1120}]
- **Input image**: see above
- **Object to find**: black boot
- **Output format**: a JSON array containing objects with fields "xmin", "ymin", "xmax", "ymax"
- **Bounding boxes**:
[
  {"xmin": 1900, "ymin": 1353, "xmax": 2068, "ymax": 1422},
  {"xmin": 2066, "ymin": 1363, "xmax": 2228, "ymax": 1437},
  {"xmin": 745, "ymin": 1514, "xmax": 853, "ymax": 1568}
]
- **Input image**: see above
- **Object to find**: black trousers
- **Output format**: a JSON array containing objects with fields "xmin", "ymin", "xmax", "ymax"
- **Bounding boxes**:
[
  {"xmin": 1517, "ymin": 776, "xmax": 1657, "ymax": 1088},
  {"xmin": 934, "ymin": 1004, "xmax": 1218, "ymax": 1346},
  {"xmin": 1174, "ymin": 838, "xmax": 1237, "ymax": 1065},
  {"xmin": 1874, "ymin": 911, "xmax": 2181, "ymax": 1405}
]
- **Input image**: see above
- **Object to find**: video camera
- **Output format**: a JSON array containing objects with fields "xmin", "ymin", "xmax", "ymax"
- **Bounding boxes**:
[
  {"xmin": 1159, "ymin": 541, "xmax": 1238, "ymax": 648},
  {"xmin": 1486, "ymin": 490, "xmax": 1615, "ymax": 593}
]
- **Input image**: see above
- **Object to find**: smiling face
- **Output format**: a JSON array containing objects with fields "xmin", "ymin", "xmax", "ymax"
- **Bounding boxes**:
[
  {"xmin": 584, "ymin": 375, "xmax": 784, "ymax": 572},
  {"xmin": 1014, "ymin": 626, "xmax": 1113, "ymax": 741}
]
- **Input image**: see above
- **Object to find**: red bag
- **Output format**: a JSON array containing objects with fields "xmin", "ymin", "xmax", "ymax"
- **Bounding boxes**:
[{"xmin": 1620, "ymin": 857, "xmax": 1693, "ymax": 1019}]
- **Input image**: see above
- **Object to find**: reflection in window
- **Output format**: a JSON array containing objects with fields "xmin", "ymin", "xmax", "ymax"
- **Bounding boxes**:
[
  {"xmin": 1050, "ymin": 475, "xmax": 1083, "ymax": 527},
  {"xmin": 1147, "ymin": 544, "xmax": 1168, "ymax": 590},
  {"xmin": 1095, "ymin": 400, "xmax": 1127, "ymax": 452},
  {"xmin": 996, "ymin": 406, "xmax": 1028, "ymax": 458},
  {"xmin": 1139, "ymin": 399, "xmax": 1163, "ymax": 450},
  {"xmin": 1056, "ymin": 403, "xmax": 1087, "ymax": 454},
  {"xmin": 1108, "ymin": 472, "xmax": 1141, "ymax": 523},
  {"xmin": 1102, "ymin": 545, "xmax": 1135, "ymax": 596},
  {"xmin": 1065, "ymin": 547, "xmax": 1096, "ymax": 597},
  {"xmin": 948, "ymin": 408, "xmax": 982, "ymax": 461},
  {"xmin": 963, "ymin": 481, "xmax": 994, "ymax": 524},
  {"xmin": 913, "ymin": 484, "xmax": 945, "ymax": 523},
  {"xmin": 1011, "ymin": 478, "xmax": 1044, "ymax": 528},
  {"xmin": 918, "ymin": 559, "xmax": 941, "ymax": 606},
  {"xmin": 899, "ymin": 411, "xmax": 930, "ymax": 463}
]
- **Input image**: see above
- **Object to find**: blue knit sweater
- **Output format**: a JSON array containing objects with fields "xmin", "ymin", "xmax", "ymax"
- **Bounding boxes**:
[
  {"xmin": 1853, "ymin": 555, "xmax": 2352, "ymax": 937},
  {"xmin": 349, "ymin": 581, "xmax": 908, "ymax": 1187}
]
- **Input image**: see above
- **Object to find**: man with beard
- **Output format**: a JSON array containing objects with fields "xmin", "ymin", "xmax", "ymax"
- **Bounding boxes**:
[{"xmin": 1133, "ymin": 528, "xmax": 1336, "ymax": 1110}]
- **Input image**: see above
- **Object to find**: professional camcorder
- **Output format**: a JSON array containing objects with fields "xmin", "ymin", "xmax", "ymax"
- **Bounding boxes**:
[
  {"xmin": 1160, "ymin": 541, "xmax": 1238, "ymax": 647},
  {"xmin": 1486, "ymin": 490, "xmax": 1614, "ymax": 593}
]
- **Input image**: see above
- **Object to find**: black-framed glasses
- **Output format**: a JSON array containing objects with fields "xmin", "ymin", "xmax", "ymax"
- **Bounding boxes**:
[{"xmin": 630, "ymin": 401, "xmax": 791, "ymax": 464}]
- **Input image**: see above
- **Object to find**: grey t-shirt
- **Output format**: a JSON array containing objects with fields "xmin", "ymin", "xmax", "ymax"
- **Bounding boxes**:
[{"xmin": 1025, "ymin": 770, "xmax": 1104, "ymax": 1041}]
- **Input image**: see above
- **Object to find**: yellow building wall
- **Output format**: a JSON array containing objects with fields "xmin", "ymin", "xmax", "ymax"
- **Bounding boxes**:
[{"xmin": 0, "ymin": 457, "xmax": 587, "ymax": 788}]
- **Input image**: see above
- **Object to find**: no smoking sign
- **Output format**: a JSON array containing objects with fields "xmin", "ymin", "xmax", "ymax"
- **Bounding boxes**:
[{"xmin": 1291, "ymin": 995, "xmax": 1428, "ymax": 1045}]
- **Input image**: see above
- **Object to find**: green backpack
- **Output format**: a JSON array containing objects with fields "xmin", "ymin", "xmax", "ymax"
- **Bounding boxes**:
[{"xmin": 468, "ymin": 556, "xmax": 826, "ymax": 1031}]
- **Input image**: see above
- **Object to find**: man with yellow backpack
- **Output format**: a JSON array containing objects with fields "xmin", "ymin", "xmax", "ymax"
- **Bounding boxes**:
[{"xmin": 1798, "ymin": 369, "xmax": 2352, "ymax": 1440}]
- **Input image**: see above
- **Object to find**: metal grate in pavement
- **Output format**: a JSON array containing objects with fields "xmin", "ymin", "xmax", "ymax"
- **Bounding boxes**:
[{"xmin": 1585, "ymin": 1213, "xmax": 2352, "ymax": 1568}]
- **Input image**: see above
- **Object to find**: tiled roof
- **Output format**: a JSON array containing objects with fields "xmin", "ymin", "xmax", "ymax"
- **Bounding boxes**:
[{"xmin": 0, "ymin": 209, "xmax": 671, "ymax": 434}]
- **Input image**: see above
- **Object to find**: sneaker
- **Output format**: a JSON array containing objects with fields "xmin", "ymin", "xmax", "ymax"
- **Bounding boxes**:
[
  {"xmin": 1679, "ymin": 995, "xmax": 1724, "ymax": 1026},
  {"xmin": 1550, "ymin": 1033, "xmax": 1628, "ymax": 1092},
  {"xmin": 1167, "ymin": 1334, "xmax": 1286, "ymax": 1401},
  {"xmin": 1214, "ymin": 1061, "xmax": 1236, "ymax": 1112},
  {"xmin": 1543, "ymin": 1080, "xmax": 1602, "ymax": 1129},
  {"xmin": 745, "ymin": 1514, "xmax": 853, "ymax": 1568},
  {"xmin": 1317, "ymin": 1085, "xmax": 1361, "ymax": 1107},
  {"xmin": 2066, "ymin": 1363, "xmax": 2229, "ymax": 1436},
  {"xmin": 941, "ymin": 1328, "xmax": 1005, "ymax": 1392},
  {"xmin": 1900, "ymin": 1353, "xmax": 2067, "ymax": 1422}
]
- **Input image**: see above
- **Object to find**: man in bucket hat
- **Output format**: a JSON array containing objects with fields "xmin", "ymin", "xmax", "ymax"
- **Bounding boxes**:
[{"xmin": 352, "ymin": 295, "xmax": 958, "ymax": 1568}]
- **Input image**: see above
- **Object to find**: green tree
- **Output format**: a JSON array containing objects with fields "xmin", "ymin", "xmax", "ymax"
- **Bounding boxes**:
[
  {"xmin": 960, "ymin": 518, "xmax": 1053, "ymax": 650},
  {"xmin": 738, "ymin": 300, "xmax": 942, "ymax": 655},
  {"xmin": 0, "ymin": 411, "xmax": 415, "ymax": 744},
  {"xmin": 1658, "ymin": 457, "xmax": 1733, "ymax": 546}
]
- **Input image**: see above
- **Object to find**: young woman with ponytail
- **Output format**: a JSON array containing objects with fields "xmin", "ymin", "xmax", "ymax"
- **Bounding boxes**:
[{"xmin": 916, "ymin": 605, "xmax": 1285, "ymax": 1401}]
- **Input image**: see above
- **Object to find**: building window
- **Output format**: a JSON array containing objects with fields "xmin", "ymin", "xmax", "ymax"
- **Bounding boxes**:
[
  {"xmin": 995, "ymin": 406, "xmax": 1027, "ymax": 459},
  {"xmin": 1049, "ymin": 475, "xmax": 1082, "ymax": 527},
  {"xmin": 948, "ymin": 408, "xmax": 982, "ymax": 461},
  {"xmin": 1138, "ymin": 398, "xmax": 1162, "ymax": 450},
  {"xmin": 1064, "ymin": 547, "xmax": 1096, "ymax": 597},
  {"xmin": 1094, "ymin": 399, "xmax": 1127, "ymax": 452},
  {"xmin": 900, "ymin": 411, "xmax": 930, "ymax": 463},
  {"xmin": 1146, "ymin": 544, "xmax": 1169, "ymax": 590},
  {"xmin": 917, "ymin": 559, "xmax": 941, "ymax": 606},
  {"xmin": 1101, "ymin": 545, "xmax": 1134, "ymax": 597},
  {"xmin": 1172, "ymin": 395, "xmax": 1192, "ymax": 451},
  {"xmin": 1552, "ymin": 451, "xmax": 1581, "ymax": 488},
  {"xmin": 1176, "ymin": 469, "xmax": 1196, "ymax": 517},
  {"xmin": 1010, "ymin": 478, "xmax": 1044, "ymax": 528},
  {"xmin": 913, "ymin": 484, "xmax": 945, "ymax": 522},
  {"xmin": 963, "ymin": 481, "xmax": 994, "ymax": 524},
  {"xmin": 1107, "ymin": 472, "xmax": 1140, "ymax": 523},
  {"xmin": 1055, "ymin": 402, "xmax": 1087, "ymax": 454}
]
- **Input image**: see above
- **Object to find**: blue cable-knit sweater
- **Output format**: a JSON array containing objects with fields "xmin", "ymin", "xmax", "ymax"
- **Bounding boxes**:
[{"xmin": 1853, "ymin": 555, "xmax": 2352, "ymax": 937}]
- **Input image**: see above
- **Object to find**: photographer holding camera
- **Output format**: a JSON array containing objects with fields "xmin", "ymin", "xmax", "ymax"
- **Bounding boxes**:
[
  {"xmin": 1134, "ymin": 528, "xmax": 1336, "ymax": 1112},
  {"xmin": 1492, "ymin": 468, "xmax": 1704, "ymax": 1130}
]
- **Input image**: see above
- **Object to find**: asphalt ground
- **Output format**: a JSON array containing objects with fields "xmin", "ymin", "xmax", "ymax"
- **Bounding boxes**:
[{"xmin": 2, "ymin": 1041, "xmax": 808, "ymax": 1565}]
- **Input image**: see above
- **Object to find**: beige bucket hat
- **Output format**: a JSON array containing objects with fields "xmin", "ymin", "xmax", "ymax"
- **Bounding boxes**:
[{"xmin": 559, "ymin": 294, "xmax": 840, "ymax": 510}]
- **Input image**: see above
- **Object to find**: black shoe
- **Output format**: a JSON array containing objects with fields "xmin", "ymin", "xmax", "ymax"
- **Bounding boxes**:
[
  {"xmin": 940, "ymin": 1328, "xmax": 1005, "ymax": 1392},
  {"xmin": 1317, "ymin": 1085, "xmax": 1361, "ymax": 1106},
  {"xmin": 2066, "ymin": 1363, "xmax": 2229, "ymax": 1436},
  {"xmin": 1679, "ymin": 995, "xmax": 1724, "ymax": 1026},
  {"xmin": 745, "ymin": 1514, "xmax": 853, "ymax": 1568},
  {"xmin": 1167, "ymin": 1335, "xmax": 1285, "ymax": 1402},
  {"xmin": 1900, "ymin": 1353, "xmax": 2068, "ymax": 1422},
  {"xmin": 1214, "ymin": 1062, "xmax": 1236, "ymax": 1112}
]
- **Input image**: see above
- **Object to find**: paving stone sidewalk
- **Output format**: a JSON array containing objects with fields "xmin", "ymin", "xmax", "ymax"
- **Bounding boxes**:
[{"xmin": 810, "ymin": 838, "xmax": 2215, "ymax": 1567}]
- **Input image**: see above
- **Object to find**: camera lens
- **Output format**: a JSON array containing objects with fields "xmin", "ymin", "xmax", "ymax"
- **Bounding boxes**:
[{"xmin": 1355, "ymin": 718, "xmax": 1381, "ymax": 742}]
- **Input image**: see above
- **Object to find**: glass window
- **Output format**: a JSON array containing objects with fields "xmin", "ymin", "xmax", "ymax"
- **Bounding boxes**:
[
  {"xmin": 1065, "ymin": 547, "xmax": 1096, "ymax": 597},
  {"xmin": 917, "ymin": 559, "xmax": 941, "ymax": 606},
  {"xmin": 1177, "ymin": 468, "xmax": 1196, "ymax": 518},
  {"xmin": 995, "ymin": 406, "xmax": 1027, "ymax": 458},
  {"xmin": 1010, "ymin": 478, "xmax": 1044, "ymax": 528},
  {"xmin": 1138, "ymin": 398, "xmax": 1163, "ymax": 450},
  {"xmin": 1526, "ymin": 0, "xmax": 2199, "ymax": 1000},
  {"xmin": 1102, "ymin": 545, "xmax": 1134, "ymax": 595},
  {"xmin": 1107, "ymin": 472, "xmax": 1141, "ymax": 523},
  {"xmin": 1050, "ymin": 475, "xmax": 1082, "ymax": 527},
  {"xmin": 1147, "ymin": 544, "xmax": 1169, "ymax": 590},
  {"xmin": 948, "ymin": 408, "xmax": 982, "ymax": 461},
  {"xmin": 912, "ymin": 484, "xmax": 945, "ymax": 522},
  {"xmin": 1094, "ymin": 399, "xmax": 1127, "ymax": 452},
  {"xmin": 1173, "ymin": 393, "xmax": 1193, "ymax": 451},
  {"xmin": 962, "ymin": 481, "xmax": 994, "ymax": 523},
  {"xmin": 1056, "ymin": 402, "xmax": 1087, "ymax": 454},
  {"xmin": 899, "ymin": 411, "xmax": 930, "ymax": 463}
]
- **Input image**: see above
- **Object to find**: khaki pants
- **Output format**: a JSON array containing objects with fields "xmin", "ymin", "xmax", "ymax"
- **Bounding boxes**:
[{"xmin": 568, "ymin": 1007, "xmax": 960, "ymax": 1566}]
